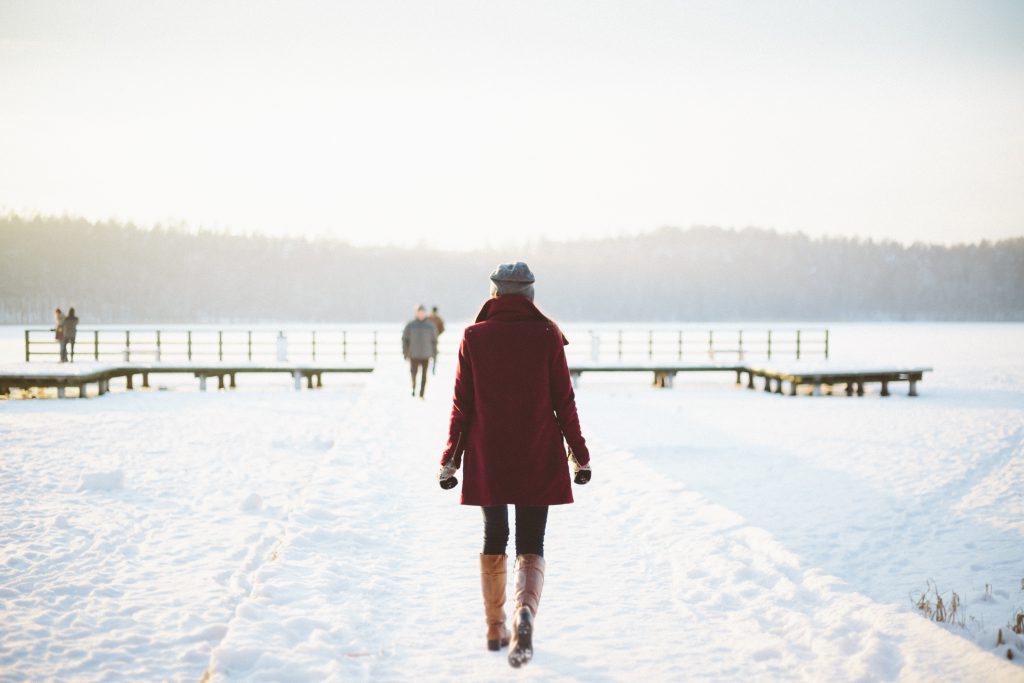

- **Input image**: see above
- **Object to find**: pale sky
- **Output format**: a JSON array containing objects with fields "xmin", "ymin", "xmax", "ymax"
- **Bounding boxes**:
[{"xmin": 1, "ymin": 0, "xmax": 1022, "ymax": 249}]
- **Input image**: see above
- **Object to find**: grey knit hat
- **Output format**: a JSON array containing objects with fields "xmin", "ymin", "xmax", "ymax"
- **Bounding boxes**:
[{"xmin": 489, "ymin": 261, "xmax": 535, "ymax": 300}]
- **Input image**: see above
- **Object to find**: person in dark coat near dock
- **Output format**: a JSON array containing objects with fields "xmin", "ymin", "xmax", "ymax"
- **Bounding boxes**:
[
  {"xmin": 63, "ymin": 307, "xmax": 79, "ymax": 363},
  {"xmin": 437, "ymin": 262, "xmax": 592, "ymax": 668},
  {"xmin": 402, "ymin": 305, "xmax": 438, "ymax": 398}
]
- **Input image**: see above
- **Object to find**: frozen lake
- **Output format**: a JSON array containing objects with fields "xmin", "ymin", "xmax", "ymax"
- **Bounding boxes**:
[{"xmin": 1, "ymin": 321, "xmax": 1022, "ymax": 681}]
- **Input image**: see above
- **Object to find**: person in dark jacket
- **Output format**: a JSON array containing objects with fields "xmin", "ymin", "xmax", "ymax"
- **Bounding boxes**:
[
  {"xmin": 402, "ymin": 305, "xmax": 438, "ymax": 398},
  {"xmin": 63, "ymin": 307, "xmax": 79, "ymax": 363},
  {"xmin": 428, "ymin": 306, "xmax": 445, "ymax": 375},
  {"xmin": 437, "ymin": 262, "xmax": 592, "ymax": 668}
]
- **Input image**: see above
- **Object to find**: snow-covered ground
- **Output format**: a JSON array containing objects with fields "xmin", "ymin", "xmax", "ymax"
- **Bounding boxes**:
[{"xmin": 1, "ymin": 323, "xmax": 1022, "ymax": 681}]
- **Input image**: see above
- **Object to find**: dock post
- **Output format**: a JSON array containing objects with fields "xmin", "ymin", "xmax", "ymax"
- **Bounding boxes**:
[
  {"xmin": 199, "ymin": 374, "xmax": 207, "ymax": 392},
  {"xmin": 156, "ymin": 330, "xmax": 162, "ymax": 362},
  {"xmin": 767, "ymin": 330, "xmax": 772, "ymax": 360},
  {"xmin": 764, "ymin": 376, "xmax": 773, "ymax": 392},
  {"xmin": 24, "ymin": 329, "xmax": 29, "ymax": 362},
  {"xmin": 94, "ymin": 330, "xmax": 99, "ymax": 360},
  {"xmin": 78, "ymin": 384, "xmax": 87, "ymax": 399},
  {"xmin": 142, "ymin": 372, "xmax": 150, "ymax": 388},
  {"xmin": 812, "ymin": 383, "xmax": 821, "ymax": 396},
  {"xmin": 824, "ymin": 329, "xmax": 830, "ymax": 360},
  {"xmin": 307, "ymin": 373, "xmax": 314, "ymax": 389},
  {"xmin": 856, "ymin": 381, "xmax": 865, "ymax": 396},
  {"xmin": 57, "ymin": 386, "xmax": 66, "ymax": 399},
  {"xmin": 796, "ymin": 330, "xmax": 801, "ymax": 360},
  {"xmin": 216, "ymin": 375, "xmax": 224, "ymax": 390},
  {"xmin": 746, "ymin": 371, "xmax": 755, "ymax": 390},
  {"xmin": 125, "ymin": 331, "xmax": 131, "ymax": 361},
  {"xmin": 218, "ymin": 331, "xmax": 223, "ymax": 361},
  {"xmin": 738, "ymin": 330, "xmax": 744, "ymax": 360},
  {"xmin": 775, "ymin": 379, "xmax": 784, "ymax": 395},
  {"xmin": 187, "ymin": 331, "xmax": 193, "ymax": 361},
  {"xmin": 846, "ymin": 383, "xmax": 854, "ymax": 396},
  {"xmin": 735, "ymin": 369, "xmax": 742, "ymax": 385},
  {"xmin": 880, "ymin": 380, "xmax": 890, "ymax": 397},
  {"xmin": 230, "ymin": 373, "xmax": 236, "ymax": 389},
  {"xmin": 316, "ymin": 373, "xmax": 322, "ymax": 388},
  {"xmin": 293, "ymin": 370, "xmax": 302, "ymax": 391},
  {"xmin": 908, "ymin": 379, "xmax": 918, "ymax": 397},
  {"xmin": 126, "ymin": 373, "xmax": 133, "ymax": 390},
  {"xmin": 666, "ymin": 372, "xmax": 675, "ymax": 388},
  {"xmin": 789, "ymin": 381, "xmax": 798, "ymax": 396}
]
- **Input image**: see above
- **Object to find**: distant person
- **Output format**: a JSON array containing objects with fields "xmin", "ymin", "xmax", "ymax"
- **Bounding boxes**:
[
  {"xmin": 428, "ymin": 306, "xmax": 445, "ymax": 375},
  {"xmin": 53, "ymin": 308, "xmax": 66, "ymax": 362},
  {"xmin": 402, "ymin": 304, "xmax": 438, "ymax": 398},
  {"xmin": 276, "ymin": 331, "xmax": 288, "ymax": 362},
  {"xmin": 63, "ymin": 307, "xmax": 79, "ymax": 363},
  {"xmin": 436, "ymin": 261, "xmax": 591, "ymax": 668}
]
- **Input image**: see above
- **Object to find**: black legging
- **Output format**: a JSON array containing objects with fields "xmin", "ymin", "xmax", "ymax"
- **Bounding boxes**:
[{"xmin": 482, "ymin": 505, "xmax": 549, "ymax": 557}]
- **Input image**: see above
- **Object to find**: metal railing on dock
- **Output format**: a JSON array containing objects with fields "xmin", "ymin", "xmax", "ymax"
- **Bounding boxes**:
[
  {"xmin": 24, "ymin": 326, "xmax": 828, "ymax": 363},
  {"xmin": 24, "ymin": 328, "xmax": 401, "ymax": 363},
  {"xmin": 564, "ymin": 328, "xmax": 828, "ymax": 363}
]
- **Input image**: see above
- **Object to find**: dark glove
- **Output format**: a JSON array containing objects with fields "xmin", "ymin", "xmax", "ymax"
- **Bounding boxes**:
[
  {"xmin": 438, "ymin": 460, "xmax": 459, "ymax": 490},
  {"xmin": 568, "ymin": 449, "xmax": 591, "ymax": 485}
]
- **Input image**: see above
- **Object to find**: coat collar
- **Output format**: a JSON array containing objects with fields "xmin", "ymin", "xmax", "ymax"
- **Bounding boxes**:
[{"xmin": 474, "ymin": 295, "xmax": 569, "ymax": 345}]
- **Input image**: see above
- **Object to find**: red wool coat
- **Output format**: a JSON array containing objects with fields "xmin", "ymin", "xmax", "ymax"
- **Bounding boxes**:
[{"xmin": 440, "ymin": 295, "xmax": 590, "ymax": 506}]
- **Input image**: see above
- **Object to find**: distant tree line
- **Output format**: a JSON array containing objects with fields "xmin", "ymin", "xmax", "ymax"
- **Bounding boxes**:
[{"xmin": 1, "ymin": 214, "xmax": 1022, "ymax": 323}]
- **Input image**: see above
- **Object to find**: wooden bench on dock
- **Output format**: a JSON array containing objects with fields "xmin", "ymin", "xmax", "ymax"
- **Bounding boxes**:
[{"xmin": 0, "ymin": 363, "xmax": 373, "ymax": 398}]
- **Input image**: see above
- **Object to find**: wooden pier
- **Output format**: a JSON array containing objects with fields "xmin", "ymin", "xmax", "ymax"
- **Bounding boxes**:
[
  {"xmin": 0, "ymin": 363, "xmax": 373, "ymax": 399},
  {"xmin": 569, "ymin": 363, "xmax": 746, "ymax": 389},
  {"xmin": 739, "ymin": 366, "xmax": 932, "ymax": 397},
  {"xmin": 567, "ymin": 363, "xmax": 932, "ymax": 396}
]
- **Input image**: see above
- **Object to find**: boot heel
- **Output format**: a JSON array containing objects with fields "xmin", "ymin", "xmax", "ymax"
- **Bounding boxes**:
[{"xmin": 508, "ymin": 608, "xmax": 533, "ymax": 668}]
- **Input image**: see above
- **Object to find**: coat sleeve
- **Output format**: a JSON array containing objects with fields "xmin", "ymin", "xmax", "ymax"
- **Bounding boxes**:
[
  {"xmin": 401, "ymin": 323, "xmax": 410, "ymax": 357},
  {"xmin": 440, "ymin": 330, "xmax": 474, "ymax": 466},
  {"xmin": 549, "ymin": 329, "xmax": 590, "ymax": 465}
]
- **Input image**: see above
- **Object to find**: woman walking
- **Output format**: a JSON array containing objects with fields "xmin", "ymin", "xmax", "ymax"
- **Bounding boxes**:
[{"xmin": 437, "ymin": 262, "xmax": 592, "ymax": 668}]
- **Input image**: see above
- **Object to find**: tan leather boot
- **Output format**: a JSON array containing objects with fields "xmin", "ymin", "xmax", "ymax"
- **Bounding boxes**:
[
  {"xmin": 508, "ymin": 554, "xmax": 545, "ymax": 668},
  {"xmin": 480, "ymin": 554, "xmax": 511, "ymax": 651}
]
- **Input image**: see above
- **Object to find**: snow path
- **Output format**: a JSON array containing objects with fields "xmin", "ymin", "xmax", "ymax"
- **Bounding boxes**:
[
  {"xmin": 0, "ymin": 391, "xmax": 352, "ymax": 682},
  {"xmin": 202, "ymin": 363, "xmax": 1021, "ymax": 682}
]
